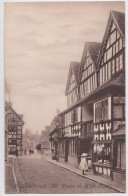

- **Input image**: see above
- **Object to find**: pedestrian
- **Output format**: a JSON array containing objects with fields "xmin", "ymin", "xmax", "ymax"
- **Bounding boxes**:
[
  {"xmin": 79, "ymin": 153, "xmax": 88, "ymax": 175},
  {"xmin": 29, "ymin": 149, "xmax": 31, "ymax": 156},
  {"xmin": 15, "ymin": 149, "xmax": 18, "ymax": 157},
  {"xmin": 24, "ymin": 149, "xmax": 27, "ymax": 155}
]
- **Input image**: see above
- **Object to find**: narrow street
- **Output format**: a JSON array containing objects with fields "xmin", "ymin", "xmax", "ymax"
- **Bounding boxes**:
[{"xmin": 12, "ymin": 154, "xmax": 117, "ymax": 194}]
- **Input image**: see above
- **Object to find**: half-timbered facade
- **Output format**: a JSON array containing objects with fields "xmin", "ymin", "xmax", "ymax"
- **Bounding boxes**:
[
  {"xmin": 5, "ymin": 102, "xmax": 24, "ymax": 155},
  {"xmin": 49, "ymin": 10, "xmax": 125, "ymax": 183},
  {"xmin": 92, "ymin": 10, "xmax": 125, "ymax": 179},
  {"xmin": 65, "ymin": 61, "xmax": 80, "ymax": 107}
]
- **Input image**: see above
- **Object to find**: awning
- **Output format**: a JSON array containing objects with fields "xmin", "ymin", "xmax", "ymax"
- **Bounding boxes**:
[{"xmin": 113, "ymin": 124, "xmax": 125, "ymax": 137}]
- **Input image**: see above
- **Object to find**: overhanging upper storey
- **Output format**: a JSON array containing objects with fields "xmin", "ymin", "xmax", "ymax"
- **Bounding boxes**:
[{"xmin": 97, "ymin": 10, "xmax": 125, "ymax": 87}]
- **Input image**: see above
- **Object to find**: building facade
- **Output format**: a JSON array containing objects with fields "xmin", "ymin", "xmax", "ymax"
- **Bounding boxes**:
[
  {"xmin": 5, "ymin": 102, "xmax": 24, "ymax": 156},
  {"xmin": 41, "ymin": 126, "xmax": 51, "ymax": 155},
  {"xmin": 49, "ymin": 10, "xmax": 125, "ymax": 184}
]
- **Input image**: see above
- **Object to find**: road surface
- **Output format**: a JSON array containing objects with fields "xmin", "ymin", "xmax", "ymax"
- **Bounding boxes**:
[{"xmin": 15, "ymin": 154, "xmax": 117, "ymax": 193}]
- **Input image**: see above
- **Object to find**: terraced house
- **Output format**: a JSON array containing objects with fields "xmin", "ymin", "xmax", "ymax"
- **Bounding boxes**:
[{"xmin": 49, "ymin": 10, "xmax": 125, "ymax": 185}]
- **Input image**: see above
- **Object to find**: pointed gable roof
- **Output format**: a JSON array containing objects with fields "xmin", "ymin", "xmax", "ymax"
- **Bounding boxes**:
[
  {"xmin": 81, "ymin": 42, "xmax": 101, "ymax": 68},
  {"xmin": 111, "ymin": 10, "xmax": 125, "ymax": 37},
  {"xmin": 79, "ymin": 42, "xmax": 101, "ymax": 80},
  {"xmin": 65, "ymin": 61, "xmax": 80, "ymax": 96},
  {"xmin": 5, "ymin": 102, "xmax": 24, "ymax": 125},
  {"xmin": 98, "ymin": 10, "xmax": 125, "ymax": 67}
]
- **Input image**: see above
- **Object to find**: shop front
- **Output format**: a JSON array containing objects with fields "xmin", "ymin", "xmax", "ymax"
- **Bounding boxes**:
[{"xmin": 112, "ymin": 124, "xmax": 125, "ymax": 186}]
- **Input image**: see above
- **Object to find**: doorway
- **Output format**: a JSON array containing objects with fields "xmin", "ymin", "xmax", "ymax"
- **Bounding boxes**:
[{"xmin": 65, "ymin": 140, "xmax": 69, "ymax": 162}]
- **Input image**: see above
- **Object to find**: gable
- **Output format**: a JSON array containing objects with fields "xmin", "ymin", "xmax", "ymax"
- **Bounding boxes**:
[
  {"xmin": 98, "ymin": 11, "xmax": 125, "ymax": 68},
  {"xmin": 6, "ymin": 106, "xmax": 24, "ymax": 125},
  {"xmin": 65, "ymin": 62, "xmax": 80, "ymax": 96},
  {"xmin": 68, "ymin": 71, "xmax": 77, "ymax": 94},
  {"xmin": 80, "ymin": 52, "xmax": 95, "ymax": 82}
]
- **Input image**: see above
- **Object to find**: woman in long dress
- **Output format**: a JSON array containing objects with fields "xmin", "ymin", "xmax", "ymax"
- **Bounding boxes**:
[{"xmin": 79, "ymin": 153, "xmax": 88, "ymax": 175}]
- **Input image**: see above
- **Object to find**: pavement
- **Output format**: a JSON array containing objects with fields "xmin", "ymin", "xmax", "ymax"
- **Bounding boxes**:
[
  {"xmin": 46, "ymin": 155, "xmax": 126, "ymax": 193},
  {"xmin": 5, "ymin": 154, "xmax": 126, "ymax": 194},
  {"xmin": 5, "ymin": 156, "xmax": 17, "ymax": 194}
]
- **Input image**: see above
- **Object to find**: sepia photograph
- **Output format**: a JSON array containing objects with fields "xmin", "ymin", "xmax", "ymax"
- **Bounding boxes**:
[{"xmin": 4, "ymin": 1, "xmax": 126, "ymax": 194}]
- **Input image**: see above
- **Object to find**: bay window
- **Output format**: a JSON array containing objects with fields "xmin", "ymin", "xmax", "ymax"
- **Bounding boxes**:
[{"xmin": 95, "ymin": 98, "xmax": 108, "ymax": 123}]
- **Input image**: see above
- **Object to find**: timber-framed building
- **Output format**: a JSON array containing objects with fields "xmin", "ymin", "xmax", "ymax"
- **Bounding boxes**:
[
  {"xmin": 5, "ymin": 102, "xmax": 24, "ymax": 156},
  {"xmin": 49, "ymin": 10, "xmax": 125, "ymax": 185}
]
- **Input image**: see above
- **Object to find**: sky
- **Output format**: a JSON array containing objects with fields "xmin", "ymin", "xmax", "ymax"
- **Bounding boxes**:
[{"xmin": 4, "ymin": 1, "xmax": 125, "ymax": 134}]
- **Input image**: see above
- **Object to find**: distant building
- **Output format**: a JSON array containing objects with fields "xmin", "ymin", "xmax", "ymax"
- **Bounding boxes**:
[
  {"xmin": 41, "ymin": 126, "xmax": 51, "ymax": 154},
  {"xmin": 5, "ymin": 102, "xmax": 25, "ymax": 156}
]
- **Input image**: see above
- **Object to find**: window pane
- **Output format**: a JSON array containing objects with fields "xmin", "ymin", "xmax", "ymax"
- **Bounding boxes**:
[
  {"xmin": 120, "ymin": 54, "xmax": 123, "ymax": 69},
  {"xmin": 111, "ymin": 30, "xmax": 116, "ymax": 44},
  {"xmin": 119, "ymin": 38, "xmax": 123, "ymax": 50},
  {"xmin": 100, "ymin": 68, "xmax": 102, "ymax": 84},
  {"xmin": 116, "ymin": 41, "xmax": 119, "ymax": 54},
  {"xmin": 102, "ymin": 99, "xmax": 108, "ymax": 120},
  {"xmin": 116, "ymin": 56, "xmax": 120, "ymax": 72},
  {"xmin": 105, "ymin": 64, "xmax": 108, "ymax": 81},
  {"xmin": 103, "ymin": 66, "xmax": 105, "ymax": 83},
  {"xmin": 107, "ymin": 47, "xmax": 112, "ymax": 60},
  {"xmin": 113, "ymin": 44, "xmax": 116, "ymax": 56},
  {"xmin": 108, "ymin": 61, "xmax": 111, "ymax": 80},
  {"xmin": 112, "ymin": 59, "xmax": 115, "ymax": 74}
]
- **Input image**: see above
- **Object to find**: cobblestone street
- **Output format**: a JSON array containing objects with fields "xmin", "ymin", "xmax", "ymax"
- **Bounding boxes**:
[{"xmin": 5, "ymin": 154, "xmax": 118, "ymax": 194}]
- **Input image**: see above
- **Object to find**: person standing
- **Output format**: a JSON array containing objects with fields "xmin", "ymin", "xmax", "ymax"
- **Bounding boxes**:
[
  {"xmin": 79, "ymin": 153, "xmax": 88, "ymax": 175},
  {"xmin": 15, "ymin": 149, "xmax": 18, "ymax": 157}
]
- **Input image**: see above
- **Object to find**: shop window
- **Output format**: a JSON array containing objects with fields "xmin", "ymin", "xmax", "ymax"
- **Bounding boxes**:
[
  {"xmin": 94, "ymin": 144, "xmax": 111, "ymax": 163},
  {"xmin": 114, "ymin": 139, "xmax": 126, "ymax": 170}
]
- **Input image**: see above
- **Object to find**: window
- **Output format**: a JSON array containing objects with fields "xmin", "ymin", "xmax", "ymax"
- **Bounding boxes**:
[
  {"xmin": 108, "ymin": 61, "xmax": 111, "ymax": 80},
  {"xmin": 84, "ymin": 81, "xmax": 88, "ymax": 95},
  {"xmin": 120, "ymin": 54, "xmax": 123, "ymax": 69},
  {"xmin": 119, "ymin": 38, "xmax": 123, "ymax": 50},
  {"xmin": 107, "ymin": 47, "xmax": 112, "ymax": 60},
  {"xmin": 114, "ymin": 139, "xmax": 126, "ymax": 171},
  {"xmin": 116, "ymin": 40, "xmax": 119, "ymax": 54},
  {"xmin": 105, "ymin": 64, "xmax": 108, "ymax": 82},
  {"xmin": 71, "ymin": 109, "xmax": 78, "ymax": 123},
  {"xmin": 112, "ymin": 59, "xmax": 115, "ymax": 74},
  {"xmin": 100, "ymin": 68, "xmax": 102, "ymax": 84},
  {"xmin": 102, "ymin": 66, "xmax": 105, "ymax": 83},
  {"xmin": 117, "ymin": 30, "xmax": 120, "ymax": 39},
  {"xmin": 110, "ymin": 30, "xmax": 116, "ymax": 44},
  {"xmin": 113, "ymin": 44, "xmax": 116, "ymax": 56},
  {"xmin": 115, "ymin": 56, "xmax": 120, "ymax": 72},
  {"xmin": 95, "ymin": 99, "xmax": 108, "ymax": 122}
]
